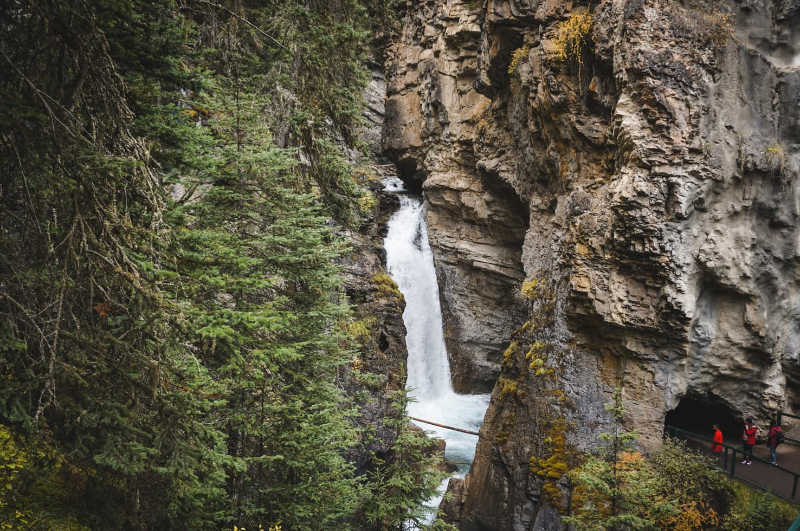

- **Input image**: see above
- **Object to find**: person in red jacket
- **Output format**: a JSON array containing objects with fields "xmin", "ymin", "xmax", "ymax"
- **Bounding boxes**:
[
  {"xmin": 711, "ymin": 423, "xmax": 724, "ymax": 467},
  {"xmin": 741, "ymin": 418, "xmax": 757, "ymax": 465},
  {"xmin": 767, "ymin": 419, "xmax": 783, "ymax": 466}
]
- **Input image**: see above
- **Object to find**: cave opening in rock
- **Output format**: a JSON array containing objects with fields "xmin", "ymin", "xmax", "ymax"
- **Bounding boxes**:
[
  {"xmin": 664, "ymin": 394, "xmax": 743, "ymax": 443},
  {"xmin": 392, "ymin": 158, "xmax": 424, "ymax": 193}
]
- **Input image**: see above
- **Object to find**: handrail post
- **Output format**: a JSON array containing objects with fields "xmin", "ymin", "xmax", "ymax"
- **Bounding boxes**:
[
  {"xmin": 723, "ymin": 447, "xmax": 728, "ymax": 471},
  {"xmin": 730, "ymin": 449, "xmax": 736, "ymax": 479},
  {"xmin": 779, "ymin": 412, "xmax": 783, "ymax": 427},
  {"xmin": 793, "ymin": 476, "xmax": 798, "ymax": 500}
]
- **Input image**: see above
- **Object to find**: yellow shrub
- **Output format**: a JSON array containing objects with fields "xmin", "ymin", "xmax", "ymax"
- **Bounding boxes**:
[
  {"xmin": 553, "ymin": 11, "xmax": 593, "ymax": 87},
  {"xmin": 520, "ymin": 279, "xmax": 542, "ymax": 300},
  {"xmin": 0, "ymin": 426, "xmax": 90, "ymax": 530},
  {"xmin": 766, "ymin": 143, "xmax": 785, "ymax": 174},
  {"xmin": 706, "ymin": 10, "xmax": 734, "ymax": 50},
  {"xmin": 553, "ymin": 12, "xmax": 593, "ymax": 65},
  {"xmin": 508, "ymin": 44, "xmax": 531, "ymax": 75}
]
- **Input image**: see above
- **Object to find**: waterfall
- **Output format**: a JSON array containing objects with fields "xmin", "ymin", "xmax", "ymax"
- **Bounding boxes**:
[
  {"xmin": 383, "ymin": 176, "xmax": 491, "ymax": 476},
  {"xmin": 384, "ymin": 190, "xmax": 453, "ymax": 400}
]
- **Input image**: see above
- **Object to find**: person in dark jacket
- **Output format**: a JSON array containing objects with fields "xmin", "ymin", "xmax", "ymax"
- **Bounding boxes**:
[
  {"xmin": 767, "ymin": 419, "xmax": 782, "ymax": 466},
  {"xmin": 742, "ymin": 418, "xmax": 757, "ymax": 465},
  {"xmin": 712, "ymin": 423, "xmax": 724, "ymax": 467}
]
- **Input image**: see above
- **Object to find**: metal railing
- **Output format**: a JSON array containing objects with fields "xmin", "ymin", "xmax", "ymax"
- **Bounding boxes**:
[
  {"xmin": 408, "ymin": 417, "xmax": 480, "ymax": 436},
  {"xmin": 666, "ymin": 425, "xmax": 800, "ymax": 504},
  {"xmin": 778, "ymin": 412, "xmax": 800, "ymax": 445}
]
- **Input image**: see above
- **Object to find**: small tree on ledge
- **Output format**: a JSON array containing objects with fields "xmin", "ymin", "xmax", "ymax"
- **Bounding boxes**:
[{"xmin": 564, "ymin": 387, "xmax": 677, "ymax": 530}]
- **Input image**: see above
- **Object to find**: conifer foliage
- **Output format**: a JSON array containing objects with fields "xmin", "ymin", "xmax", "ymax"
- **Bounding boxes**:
[{"xmin": 0, "ymin": 0, "xmax": 437, "ymax": 529}]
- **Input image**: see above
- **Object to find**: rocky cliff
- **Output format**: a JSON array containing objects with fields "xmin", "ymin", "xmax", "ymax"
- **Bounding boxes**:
[
  {"xmin": 342, "ymin": 63, "xmax": 409, "ymax": 475},
  {"xmin": 383, "ymin": 0, "xmax": 800, "ymax": 528}
]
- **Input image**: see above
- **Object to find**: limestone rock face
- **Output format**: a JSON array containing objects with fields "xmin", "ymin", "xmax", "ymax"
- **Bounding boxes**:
[
  {"xmin": 383, "ymin": 0, "xmax": 800, "ymax": 528},
  {"xmin": 384, "ymin": 0, "xmax": 530, "ymax": 392}
]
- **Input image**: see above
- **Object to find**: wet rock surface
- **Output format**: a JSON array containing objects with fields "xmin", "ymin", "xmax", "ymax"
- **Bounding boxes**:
[{"xmin": 382, "ymin": 0, "xmax": 800, "ymax": 528}]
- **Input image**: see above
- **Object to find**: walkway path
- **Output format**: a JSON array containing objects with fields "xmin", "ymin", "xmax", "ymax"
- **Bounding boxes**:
[{"xmin": 678, "ymin": 429, "xmax": 800, "ymax": 501}]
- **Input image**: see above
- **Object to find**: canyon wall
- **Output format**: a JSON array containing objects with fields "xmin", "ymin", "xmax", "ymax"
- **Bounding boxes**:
[
  {"xmin": 343, "ymin": 63, "xmax": 409, "ymax": 475},
  {"xmin": 383, "ymin": 0, "xmax": 800, "ymax": 528}
]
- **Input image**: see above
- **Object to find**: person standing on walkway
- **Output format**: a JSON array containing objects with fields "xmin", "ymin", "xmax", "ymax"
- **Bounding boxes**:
[
  {"xmin": 712, "ymin": 423, "xmax": 724, "ymax": 467},
  {"xmin": 767, "ymin": 419, "xmax": 782, "ymax": 466},
  {"xmin": 741, "ymin": 418, "xmax": 757, "ymax": 465}
]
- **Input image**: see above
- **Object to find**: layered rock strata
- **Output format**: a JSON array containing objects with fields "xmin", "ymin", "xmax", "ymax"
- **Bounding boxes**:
[
  {"xmin": 383, "ymin": 0, "xmax": 800, "ymax": 528},
  {"xmin": 384, "ymin": 0, "xmax": 531, "ymax": 392}
]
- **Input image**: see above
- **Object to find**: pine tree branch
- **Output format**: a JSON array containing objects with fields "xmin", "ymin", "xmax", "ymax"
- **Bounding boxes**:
[{"xmin": 182, "ymin": 0, "xmax": 287, "ymax": 50}]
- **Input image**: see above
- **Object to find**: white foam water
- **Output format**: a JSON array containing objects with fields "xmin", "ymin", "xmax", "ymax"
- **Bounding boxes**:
[{"xmin": 383, "ymin": 177, "xmax": 491, "ymax": 525}]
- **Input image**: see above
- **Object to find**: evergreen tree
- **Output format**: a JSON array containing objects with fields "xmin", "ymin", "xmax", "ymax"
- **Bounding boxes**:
[
  {"xmin": 565, "ymin": 388, "xmax": 676, "ymax": 530},
  {"xmin": 164, "ymin": 47, "xmax": 363, "ymax": 527},
  {"xmin": 360, "ymin": 393, "xmax": 449, "ymax": 530},
  {"xmin": 0, "ymin": 0, "xmax": 441, "ymax": 529},
  {"xmin": 0, "ymin": 0, "xmax": 230, "ymax": 527}
]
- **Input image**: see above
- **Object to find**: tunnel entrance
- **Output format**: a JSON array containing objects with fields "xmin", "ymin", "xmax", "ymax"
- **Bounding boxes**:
[{"xmin": 664, "ymin": 394, "xmax": 743, "ymax": 443}]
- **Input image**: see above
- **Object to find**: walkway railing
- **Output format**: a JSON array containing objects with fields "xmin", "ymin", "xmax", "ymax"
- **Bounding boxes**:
[
  {"xmin": 778, "ymin": 411, "xmax": 800, "ymax": 445},
  {"xmin": 409, "ymin": 417, "xmax": 480, "ymax": 436},
  {"xmin": 666, "ymin": 425, "xmax": 800, "ymax": 504}
]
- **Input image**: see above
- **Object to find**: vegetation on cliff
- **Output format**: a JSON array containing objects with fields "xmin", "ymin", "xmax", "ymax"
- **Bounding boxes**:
[
  {"xmin": 566, "ymin": 390, "xmax": 799, "ymax": 530},
  {"xmin": 0, "ymin": 0, "xmax": 444, "ymax": 529}
]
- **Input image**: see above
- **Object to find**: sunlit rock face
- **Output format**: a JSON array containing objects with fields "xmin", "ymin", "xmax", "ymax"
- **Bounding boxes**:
[{"xmin": 383, "ymin": 0, "xmax": 800, "ymax": 528}]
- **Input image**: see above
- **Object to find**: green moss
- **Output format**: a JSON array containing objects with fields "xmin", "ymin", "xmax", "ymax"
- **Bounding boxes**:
[
  {"xmin": 502, "ymin": 340, "xmax": 520, "ymax": 368},
  {"xmin": 372, "ymin": 272, "xmax": 405, "ymax": 303},
  {"xmin": 525, "ymin": 341, "xmax": 555, "ymax": 377},
  {"xmin": 347, "ymin": 317, "xmax": 377, "ymax": 344},
  {"xmin": 495, "ymin": 431, "xmax": 509, "ymax": 445},
  {"xmin": 529, "ymin": 418, "xmax": 572, "ymax": 510},
  {"xmin": 501, "ymin": 379, "xmax": 519, "ymax": 398},
  {"xmin": 526, "ymin": 341, "xmax": 546, "ymax": 360}
]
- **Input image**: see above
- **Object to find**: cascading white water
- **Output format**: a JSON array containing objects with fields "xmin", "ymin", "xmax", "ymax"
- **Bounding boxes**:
[
  {"xmin": 384, "ymin": 190, "xmax": 453, "ymax": 401},
  {"xmin": 383, "ymin": 177, "xmax": 491, "ymax": 503}
]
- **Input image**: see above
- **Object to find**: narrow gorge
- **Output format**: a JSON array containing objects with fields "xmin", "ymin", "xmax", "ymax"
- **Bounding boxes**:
[
  {"xmin": 3, "ymin": 0, "xmax": 800, "ymax": 529},
  {"xmin": 379, "ymin": 0, "xmax": 800, "ymax": 528}
]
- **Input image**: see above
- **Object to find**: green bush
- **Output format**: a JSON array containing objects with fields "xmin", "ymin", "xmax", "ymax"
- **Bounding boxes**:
[{"xmin": 721, "ymin": 483, "xmax": 799, "ymax": 531}]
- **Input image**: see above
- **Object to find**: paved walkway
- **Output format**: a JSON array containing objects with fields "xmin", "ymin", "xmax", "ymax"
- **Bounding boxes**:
[{"xmin": 679, "ymin": 430, "xmax": 800, "ymax": 501}]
